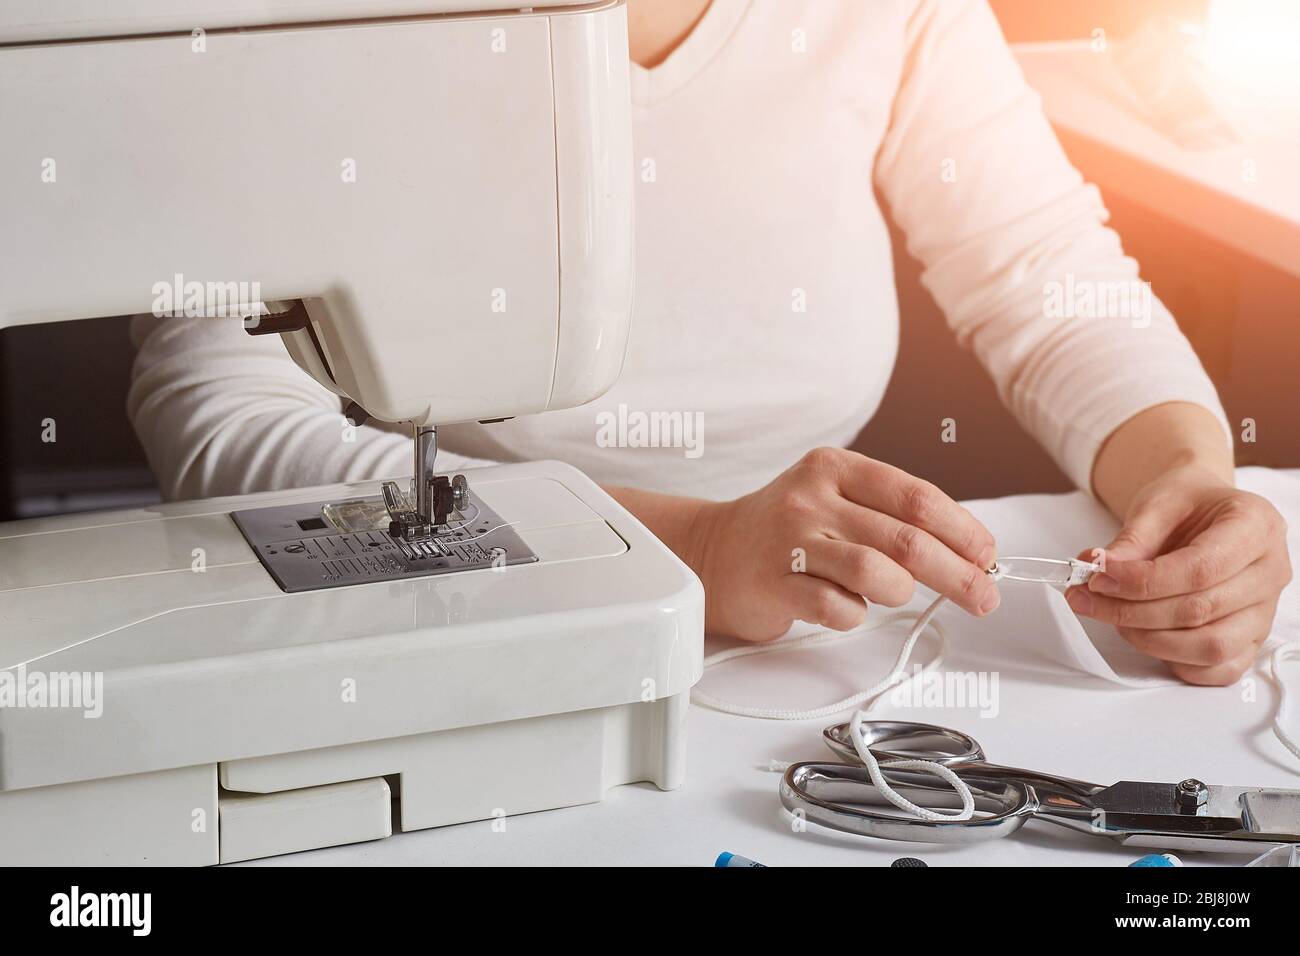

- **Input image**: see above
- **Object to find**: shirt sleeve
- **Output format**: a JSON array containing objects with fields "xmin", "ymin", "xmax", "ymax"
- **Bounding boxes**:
[
  {"xmin": 127, "ymin": 313, "xmax": 496, "ymax": 502},
  {"xmin": 873, "ymin": 0, "xmax": 1232, "ymax": 492}
]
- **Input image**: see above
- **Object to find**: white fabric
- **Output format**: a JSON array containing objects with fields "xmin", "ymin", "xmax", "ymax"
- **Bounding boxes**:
[
  {"xmin": 128, "ymin": 0, "xmax": 1228, "ymax": 504},
  {"xmin": 1030, "ymin": 584, "xmax": 1174, "ymax": 689}
]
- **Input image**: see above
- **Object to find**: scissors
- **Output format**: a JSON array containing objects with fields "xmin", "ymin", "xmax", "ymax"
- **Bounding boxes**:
[{"xmin": 780, "ymin": 720, "xmax": 1300, "ymax": 853}]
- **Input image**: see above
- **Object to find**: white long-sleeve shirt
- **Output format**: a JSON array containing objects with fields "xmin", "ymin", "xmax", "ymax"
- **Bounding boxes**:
[{"xmin": 129, "ymin": 0, "xmax": 1230, "ymax": 504}]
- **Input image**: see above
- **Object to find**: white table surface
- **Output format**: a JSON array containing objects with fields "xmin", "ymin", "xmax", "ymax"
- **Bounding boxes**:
[{"xmin": 251, "ymin": 468, "xmax": 1300, "ymax": 867}]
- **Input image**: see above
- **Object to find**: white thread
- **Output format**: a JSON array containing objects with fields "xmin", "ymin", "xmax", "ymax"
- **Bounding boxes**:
[
  {"xmin": 1271, "ymin": 642, "xmax": 1300, "ymax": 762},
  {"xmin": 436, "ymin": 518, "xmax": 522, "ymax": 545}
]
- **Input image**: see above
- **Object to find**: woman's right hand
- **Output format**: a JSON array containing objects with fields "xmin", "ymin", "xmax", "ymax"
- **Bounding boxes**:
[{"xmin": 690, "ymin": 447, "xmax": 1001, "ymax": 641}]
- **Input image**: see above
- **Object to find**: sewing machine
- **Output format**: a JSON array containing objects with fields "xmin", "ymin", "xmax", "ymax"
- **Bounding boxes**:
[{"xmin": 0, "ymin": 0, "xmax": 705, "ymax": 865}]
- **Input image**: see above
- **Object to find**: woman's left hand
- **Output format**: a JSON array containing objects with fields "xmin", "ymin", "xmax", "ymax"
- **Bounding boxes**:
[{"xmin": 1065, "ymin": 463, "xmax": 1292, "ymax": 685}]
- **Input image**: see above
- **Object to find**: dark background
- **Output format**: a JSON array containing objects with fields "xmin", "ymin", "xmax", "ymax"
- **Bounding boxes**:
[{"xmin": 5, "ymin": 0, "xmax": 1295, "ymax": 520}]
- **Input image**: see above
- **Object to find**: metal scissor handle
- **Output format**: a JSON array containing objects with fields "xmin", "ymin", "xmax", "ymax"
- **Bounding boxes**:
[
  {"xmin": 822, "ymin": 719, "xmax": 985, "ymax": 766},
  {"xmin": 798, "ymin": 720, "xmax": 1300, "ymax": 851},
  {"xmin": 785, "ymin": 720, "xmax": 1104, "ymax": 844},
  {"xmin": 780, "ymin": 761, "xmax": 1039, "ymax": 844}
]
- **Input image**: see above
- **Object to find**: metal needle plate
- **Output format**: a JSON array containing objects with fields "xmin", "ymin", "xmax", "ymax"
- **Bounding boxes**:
[{"xmin": 232, "ymin": 492, "xmax": 537, "ymax": 593}]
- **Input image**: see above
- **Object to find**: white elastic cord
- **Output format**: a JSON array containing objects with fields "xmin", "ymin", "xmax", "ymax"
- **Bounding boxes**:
[
  {"xmin": 849, "ymin": 708, "xmax": 976, "ymax": 822},
  {"xmin": 1271, "ymin": 642, "xmax": 1300, "ymax": 763},
  {"xmin": 691, "ymin": 592, "xmax": 951, "ymax": 720},
  {"xmin": 692, "ymin": 588, "xmax": 977, "ymax": 821}
]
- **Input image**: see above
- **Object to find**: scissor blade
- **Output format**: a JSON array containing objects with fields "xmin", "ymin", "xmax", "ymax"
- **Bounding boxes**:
[
  {"xmin": 1231, "ymin": 786, "xmax": 1300, "ymax": 839},
  {"xmin": 1088, "ymin": 781, "xmax": 1300, "ymax": 849}
]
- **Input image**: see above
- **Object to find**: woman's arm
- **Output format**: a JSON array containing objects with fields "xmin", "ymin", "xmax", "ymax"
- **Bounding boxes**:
[
  {"xmin": 1092, "ymin": 402, "xmax": 1234, "ymax": 515},
  {"xmin": 128, "ymin": 313, "xmax": 494, "ymax": 501},
  {"xmin": 610, "ymin": 447, "xmax": 1001, "ymax": 641},
  {"xmin": 873, "ymin": 0, "xmax": 1232, "ymax": 495},
  {"xmin": 866, "ymin": 0, "xmax": 1289, "ymax": 682},
  {"xmin": 1067, "ymin": 402, "xmax": 1292, "ymax": 684}
]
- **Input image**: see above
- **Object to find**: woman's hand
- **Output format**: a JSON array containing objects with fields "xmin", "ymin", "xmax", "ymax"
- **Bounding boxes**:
[
  {"xmin": 1066, "ymin": 462, "xmax": 1292, "ymax": 685},
  {"xmin": 686, "ymin": 447, "xmax": 1000, "ymax": 641}
]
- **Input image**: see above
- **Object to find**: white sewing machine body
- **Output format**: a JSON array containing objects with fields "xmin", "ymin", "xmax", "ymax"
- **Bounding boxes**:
[
  {"xmin": 0, "ymin": 0, "xmax": 706, "ymax": 865},
  {"xmin": 0, "ymin": 462, "xmax": 703, "ymax": 865},
  {"xmin": 0, "ymin": 0, "xmax": 635, "ymax": 427}
]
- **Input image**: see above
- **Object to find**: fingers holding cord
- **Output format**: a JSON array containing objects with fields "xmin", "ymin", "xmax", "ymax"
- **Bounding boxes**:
[
  {"xmin": 829, "ymin": 500, "xmax": 1000, "ymax": 616},
  {"xmin": 1066, "ymin": 559, "xmax": 1281, "ymax": 631},
  {"xmin": 1107, "ymin": 600, "xmax": 1279, "ymax": 671},
  {"xmin": 1112, "ymin": 601, "xmax": 1277, "ymax": 667},
  {"xmin": 783, "ymin": 449, "xmax": 999, "ymax": 617},
  {"xmin": 1086, "ymin": 515, "xmax": 1263, "ymax": 600},
  {"xmin": 835, "ymin": 458, "xmax": 997, "ymax": 570}
]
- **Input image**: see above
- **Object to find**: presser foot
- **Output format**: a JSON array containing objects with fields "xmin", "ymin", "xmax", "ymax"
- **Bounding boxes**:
[
  {"xmin": 381, "ymin": 474, "xmax": 469, "ymax": 541},
  {"xmin": 381, "ymin": 424, "xmax": 471, "ymax": 541}
]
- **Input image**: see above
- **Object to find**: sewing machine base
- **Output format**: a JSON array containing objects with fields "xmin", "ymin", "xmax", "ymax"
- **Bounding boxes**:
[
  {"xmin": 0, "ymin": 460, "xmax": 705, "ymax": 865},
  {"xmin": 0, "ymin": 695, "xmax": 689, "ymax": 865}
]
